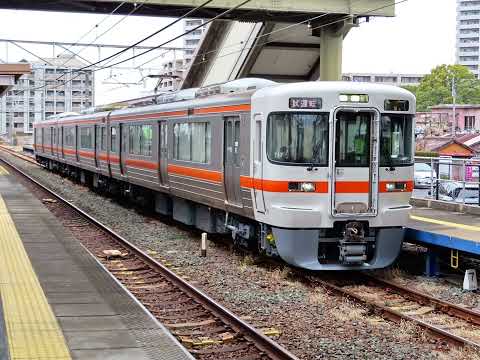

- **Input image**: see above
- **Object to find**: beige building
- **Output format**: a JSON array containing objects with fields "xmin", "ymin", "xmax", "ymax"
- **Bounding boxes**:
[{"xmin": 0, "ymin": 56, "xmax": 94, "ymax": 137}]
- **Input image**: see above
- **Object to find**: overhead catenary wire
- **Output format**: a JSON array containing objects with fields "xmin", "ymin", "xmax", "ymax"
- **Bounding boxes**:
[
  {"xmin": 7, "ymin": 0, "xmax": 215, "ymax": 98},
  {"xmin": 23, "ymin": 0, "xmax": 404, "ymax": 97},
  {"xmin": 59, "ymin": 0, "xmax": 214, "ymax": 78},
  {"xmin": 55, "ymin": 1, "xmax": 127, "ymax": 59},
  {"xmin": 181, "ymin": 0, "xmax": 409, "ymax": 77},
  {"xmin": 57, "ymin": 1, "xmax": 144, "ymax": 69},
  {"xmin": 26, "ymin": 0, "xmax": 249, "ymax": 93}
]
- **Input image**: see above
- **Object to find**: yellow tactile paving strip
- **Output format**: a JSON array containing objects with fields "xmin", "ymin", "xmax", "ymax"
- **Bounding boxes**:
[
  {"xmin": 0, "ymin": 193, "xmax": 71, "ymax": 359},
  {"xmin": 410, "ymin": 214, "xmax": 480, "ymax": 232}
]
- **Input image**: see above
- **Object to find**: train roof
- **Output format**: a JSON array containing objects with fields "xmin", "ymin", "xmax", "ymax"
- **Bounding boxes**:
[{"xmin": 253, "ymin": 81, "xmax": 416, "ymax": 101}]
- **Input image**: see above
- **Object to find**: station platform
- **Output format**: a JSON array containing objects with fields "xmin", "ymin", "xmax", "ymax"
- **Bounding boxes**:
[
  {"xmin": 0, "ymin": 165, "xmax": 193, "ymax": 360},
  {"xmin": 407, "ymin": 206, "xmax": 480, "ymax": 255}
]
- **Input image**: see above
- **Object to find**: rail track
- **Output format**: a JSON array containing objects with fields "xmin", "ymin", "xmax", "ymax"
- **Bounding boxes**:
[
  {"xmin": 308, "ymin": 273, "xmax": 480, "ymax": 350},
  {"xmin": 3, "ymin": 146, "xmax": 480, "ymax": 353},
  {"xmin": 0, "ymin": 153, "xmax": 298, "ymax": 360}
]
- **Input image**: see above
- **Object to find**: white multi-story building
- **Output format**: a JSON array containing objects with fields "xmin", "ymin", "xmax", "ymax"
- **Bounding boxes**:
[
  {"xmin": 456, "ymin": 0, "xmax": 480, "ymax": 77},
  {"xmin": 158, "ymin": 19, "xmax": 206, "ymax": 92},
  {"xmin": 0, "ymin": 56, "xmax": 94, "ymax": 137},
  {"xmin": 342, "ymin": 73, "xmax": 424, "ymax": 86}
]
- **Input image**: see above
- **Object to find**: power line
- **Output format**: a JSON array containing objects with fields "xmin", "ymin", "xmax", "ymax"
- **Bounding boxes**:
[
  {"xmin": 71, "ymin": 0, "xmax": 214, "ymax": 74},
  {"xmin": 20, "ymin": 0, "xmax": 404, "ymax": 97},
  {"xmin": 95, "ymin": 0, "xmax": 251, "ymax": 72},
  {"xmin": 58, "ymin": 1, "xmax": 144, "ymax": 69},
  {"xmin": 180, "ymin": 0, "xmax": 408, "ymax": 79},
  {"xmin": 27, "ymin": 0, "xmax": 240, "ymax": 93},
  {"xmin": 56, "ymin": 2, "xmax": 126, "ymax": 58},
  {"xmin": 0, "ymin": 38, "xmax": 187, "ymax": 51}
]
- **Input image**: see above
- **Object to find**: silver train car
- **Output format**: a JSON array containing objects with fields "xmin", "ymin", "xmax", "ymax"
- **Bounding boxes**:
[{"xmin": 34, "ymin": 79, "xmax": 415, "ymax": 270}]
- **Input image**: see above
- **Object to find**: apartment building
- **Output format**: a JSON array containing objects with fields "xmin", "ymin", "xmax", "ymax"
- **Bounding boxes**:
[
  {"xmin": 457, "ymin": 0, "xmax": 480, "ymax": 77},
  {"xmin": 0, "ymin": 56, "xmax": 94, "ymax": 137},
  {"xmin": 342, "ymin": 73, "xmax": 424, "ymax": 86},
  {"xmin": 158, "ymin": 19, "xmax": 206, "ymax": 92}
]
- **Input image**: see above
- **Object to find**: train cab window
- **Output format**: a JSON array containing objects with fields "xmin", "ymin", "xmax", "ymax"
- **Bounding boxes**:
[
  {"xmin": 267, "ymin": 112, "xmax": 329, "ymax": 165},
  {"xmin": 380, "ymin": 114, "xmax": 413, "ymax": 166},
  {"xmin": 100, "ymin": 127, "xmax": 107, "ymax": 151},
  {"xmin": 110, "ymin": 127, "xmax": 117, "ymax": 152},
  {"xmin": 80, "ymin": 127, "xmax": 93, "ymax": 149},
  {"xmin": 173, "ymin": 122, "xmax": 211, "ymax": 163}
]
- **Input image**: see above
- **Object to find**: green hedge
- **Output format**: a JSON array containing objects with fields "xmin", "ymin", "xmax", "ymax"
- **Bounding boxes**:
[{"xmin": 415, "ymin": 151, "xmax": 438, "ymax": 157}]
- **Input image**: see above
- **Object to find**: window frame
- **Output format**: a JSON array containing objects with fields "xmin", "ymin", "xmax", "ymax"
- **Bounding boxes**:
[
  {"xmin": 379, "ymin": 113, "xmax": 414, "ymax": 167},
  {"xmin": 173, "ymin": 121, "xmax": 212, "ymax": 164},
  {"xmin": 79, "ymin": 126, "xmax": 93, "ymax": 149},
  {"xmin": 266, "ymin": 111, "xmax": 330, "ymax": 167}
]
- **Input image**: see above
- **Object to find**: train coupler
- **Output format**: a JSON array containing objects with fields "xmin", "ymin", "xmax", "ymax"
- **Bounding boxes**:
[
  {"xmin": 338, "ymin": 242, "xmax": 368, "ymax": 264},
  {"xmin": 339, "ymin": 221, "xmax": 367, "ymax": 264}
]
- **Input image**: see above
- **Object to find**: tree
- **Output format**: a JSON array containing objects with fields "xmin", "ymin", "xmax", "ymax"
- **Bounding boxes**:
[
  {"xmin": 401, "ymin": 84, "xmax": 417, "ymax": 97},
  {"xmin": 414, "ymin": 64, "xmax": 480, "ymax": 111}
]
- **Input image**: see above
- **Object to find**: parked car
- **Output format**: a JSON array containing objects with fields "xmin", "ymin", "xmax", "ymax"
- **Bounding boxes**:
[
  {"xmin": 437, "ymin": 181, "xmax": 480, "ymax": 205},
  {"xmin": 414, "ymin": 162, "xmax": 437, "ymax": 188}
]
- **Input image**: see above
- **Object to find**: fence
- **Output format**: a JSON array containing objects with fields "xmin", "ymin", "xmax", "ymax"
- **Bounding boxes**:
[{"xmin": 414, "ymin": 156, "xmax": 480, "ymax": 206}]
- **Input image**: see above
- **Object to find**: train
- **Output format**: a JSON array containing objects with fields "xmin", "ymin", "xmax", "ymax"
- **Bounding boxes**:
[{"xmin": 34, "ymin": 78, "xmax": 415, "ymax": 270}]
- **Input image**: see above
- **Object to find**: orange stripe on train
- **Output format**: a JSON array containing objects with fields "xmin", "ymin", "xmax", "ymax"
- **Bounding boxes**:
[{"xmin": 168, "ymin": 164, "xmax": 223, "ymax": 183}]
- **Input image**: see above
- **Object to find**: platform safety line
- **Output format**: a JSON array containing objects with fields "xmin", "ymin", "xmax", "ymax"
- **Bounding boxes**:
[
  {"xmin": 0, "ymin": 195, "xmax": 71, "ymax": 359},
  {"xmin": 0, "ymin": 165, "xmax": 9, "ymax": 175},
  {"xmin": 410, "ymin": 214, "xmax": 480, "ymax": 233}
]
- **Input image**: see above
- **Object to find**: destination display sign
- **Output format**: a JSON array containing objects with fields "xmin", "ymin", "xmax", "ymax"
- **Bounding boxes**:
[{"xmin": 289, "ymin": 97, "xmax": 322, "ymax": 109}]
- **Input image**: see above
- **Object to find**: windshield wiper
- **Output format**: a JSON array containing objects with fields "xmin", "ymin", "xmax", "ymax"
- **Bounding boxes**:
[{"xmin": 307, "ymin": 142, "xmax": 322, "ymax": 171}]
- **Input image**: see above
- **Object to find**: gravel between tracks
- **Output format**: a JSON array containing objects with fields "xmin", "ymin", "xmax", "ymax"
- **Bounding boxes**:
[{"xmin": 5, "ymin": 152, "xmax": 478, "ymax": 360}]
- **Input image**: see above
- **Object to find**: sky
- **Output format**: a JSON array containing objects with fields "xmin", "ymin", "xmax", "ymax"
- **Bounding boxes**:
[{"xmin": 0, "ymin": 0, "xmax": 456, "ymax": 104}]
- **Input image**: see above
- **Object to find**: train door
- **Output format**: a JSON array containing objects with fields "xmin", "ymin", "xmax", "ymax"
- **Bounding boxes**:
[
  {"xmin": 50, "ymin": 127, "xmax": 54, "ymax": 155},
  {"xmin": 75, "ymin": 125, "xmax": 79, "ymax": 162},
  {"xmin": 224, "ymin": 116, "xmax": 242, "ymax": 206},
  {"xmin": 158, "ymin": 121, "xmax": 168, "ymax": 186},
  {"xmin": 41, "ymin": 128, "xmax": 44, "ymax": 152},
  {"xmin": 119, "ymin": 123, "xmax": 126, "ymax": 176},
  {"xmin": 61, "ymin": 126, "xmax": 65, "ymax": 159},
  {"xmin": 253, "ymin": 114, "xmax": 265, "ymax": 213},
  {"xmin": 332, "ymin": 109, "xmax": 379, "ymax": 216},
  {"xmin": 94, "ymin": 124, "xmax": 99, "ymax": 168},
  {"xmin": 106, "ymin": 114, "xmax": 113, "ymax": 177}
]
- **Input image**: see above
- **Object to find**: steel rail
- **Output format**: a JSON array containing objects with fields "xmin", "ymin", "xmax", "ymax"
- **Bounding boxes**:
[
  {"xmin": 365, "ymin": 275, "xmax": 480, "ymax": 326},
  {"xmin": 0, "ymin": 153, "xmax": 299, "ymax": 360},
  {"xmin": 0, "ymin": 145, "xmax": 39, "ymax": 166},
  {"xmin": 312, "ymin": 276, "xmax": 480, "ymax": 349}
]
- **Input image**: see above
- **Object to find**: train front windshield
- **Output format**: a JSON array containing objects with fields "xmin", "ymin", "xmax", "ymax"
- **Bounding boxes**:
[
  {"xmin": 380, "ymin": 114, "xmax": 413, "ymax": 166},
  {"xmin": 267, "ymin": 112, "xmax": 329, "ymax": 166}
]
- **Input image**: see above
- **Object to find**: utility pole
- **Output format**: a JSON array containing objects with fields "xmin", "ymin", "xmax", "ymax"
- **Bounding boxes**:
[{"xmin": 452, "ymin": 76, "xmax": 457, "ymax": 137}]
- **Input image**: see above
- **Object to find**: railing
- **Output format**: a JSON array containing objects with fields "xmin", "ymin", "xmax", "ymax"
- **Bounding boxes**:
[{"xmin": 414, "ymin": 156, "xmax": 480, "ymax": 206}]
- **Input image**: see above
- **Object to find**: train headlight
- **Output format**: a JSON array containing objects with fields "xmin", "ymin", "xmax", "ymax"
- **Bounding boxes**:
[
  {"xmin": 385, "ymin": 182, "xmax": 407, "ymax": 192},
  {"xmin": 300, "ymin": 182, "xmax": 316, "ymax": 192}
]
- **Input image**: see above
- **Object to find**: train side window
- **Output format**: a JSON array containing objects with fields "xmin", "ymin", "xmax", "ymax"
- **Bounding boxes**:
[
  {"xmin": 141, "ymin": 125, "xmax": 152, "ymax": 156},
  {"xmin": 173, "ymin": 122, "xmax": 211, "ymax": 163},
  {"xmin": 65, "ymin": 127, "xmax": 75, "ymax": 146},
  {"xmin": 80, "ymin": 127, "xmax": 93, "ymax": 149},
  {"xmin": 100, "ymin": 127, "xmax": 107, "ymax": 151},
  {"xmin": 110, "ymin": 127, "xmax": 117, "ymax": 152}
]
